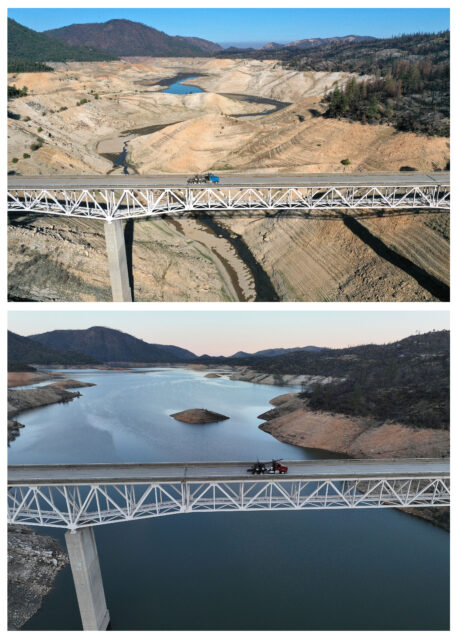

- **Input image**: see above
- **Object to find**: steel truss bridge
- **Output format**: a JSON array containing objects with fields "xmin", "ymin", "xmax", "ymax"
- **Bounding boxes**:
[
  {"xmin": 8, "ymin": 459, "xmax": 450, "ymax": 531},
  {"xmin": 7, "ymin": 174, "xmax": 450, "ymax": 301},
  {"xmin": 8, "ymin": 458, "xmax": 449, "ymax": 630},
  {"xmin": 7, "ymin": 183, "xmax": 450, "ymax": 221}
]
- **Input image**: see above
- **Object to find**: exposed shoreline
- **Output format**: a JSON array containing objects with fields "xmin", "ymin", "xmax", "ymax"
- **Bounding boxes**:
[
  {"xmin": 8, "ymin": 365, "xmax": 449, "ymax": 532},
  {"xmin": 7, "ymin": 374, "xmax": 95, "ymax": 629},
  {"xmin": 185, "ymin": 365, "xmax": 450, "ymax": 530},
  {"xmin": 165, "ymin": 215, "xmax": 256, "ymax": 301},
  {"xmin": 7, "ymin": 376, "xmax": 96, "ymax": 444},
  {"xmin": 256, "ymin": 391, "xmax": 449, "ymax": 531},
  {"xmin": 8, "ymin": 370, "xmax": 62, "ymax": 388}
]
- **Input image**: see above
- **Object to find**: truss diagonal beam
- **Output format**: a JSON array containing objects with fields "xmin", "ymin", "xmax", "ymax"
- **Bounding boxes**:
[
  {"xmin": 7, "ymin": 183, "xmax": 450, "ymax": 221},
  {"xmin": 8, "ymin": 472, "xmax": 450, "ymax": 530}
]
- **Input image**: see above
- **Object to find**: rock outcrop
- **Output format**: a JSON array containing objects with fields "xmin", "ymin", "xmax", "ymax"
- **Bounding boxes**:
[
  {"xmin": 170, "ymin": 408, "xmax": 230, "ymax": 423},
  {"xmin": 8, "ymin": 525, "xmax": 68, "ymax": 630},
  {"xmin": 8, "ymin": 419, "xmax": 24, "ymax": 444},
  {"xmin": 7, "ymin": 380, "xmax": 94, "ymax": 443},
  {"xmin": 8, "ymin": 385, "xmax": 83, "ymax": 420},
  {"xmin": 228, "ymin": 367, "xmax": 341, "ymax": 387}
]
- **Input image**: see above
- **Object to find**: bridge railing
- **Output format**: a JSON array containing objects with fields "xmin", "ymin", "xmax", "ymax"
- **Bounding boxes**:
[
  {"xmin": 7, "ymin": 184, "xmax": 450, "ymax": 220},
  {"xmin": 8, "ymin": 475, "xmax": 450, "ymax": 530}
]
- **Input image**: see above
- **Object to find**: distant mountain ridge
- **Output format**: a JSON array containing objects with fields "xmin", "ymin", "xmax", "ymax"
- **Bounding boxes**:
[
  {"xmin": 230, "ymin": 346, "xmax": 326, "ymax": 358},
  {"xmin": 45, "ymin": 19, "xmax": 223, "ymax": 57},
  {"xmin": 29, "ymin": 326, "xmax": 197, "ymax": 363},
  {"xmin": 259, "ymin": 35, "xmax": 375, "ymax": 51},
  {"xmin": 8, "ymin": 331, "xmax": 99, "ymax": 367},
  {"xmin": 7, "ymin": 18, "xmax": 117, "ymax": 71}
]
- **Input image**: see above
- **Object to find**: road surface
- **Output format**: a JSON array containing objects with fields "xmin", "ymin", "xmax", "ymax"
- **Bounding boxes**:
[
  {"xmin": 8, "ymin": 172, "xmax": 450, "ymax": 190},
  {"xmin": 8, "ymin": 458, "xmax": 450, "ymax": 485}
]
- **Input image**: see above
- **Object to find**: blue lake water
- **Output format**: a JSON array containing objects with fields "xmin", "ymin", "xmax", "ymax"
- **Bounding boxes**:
[
  {"xmin": 163, "ymin": 76, "xmax": 204, "ymax": 95},
  {"xmin": 9, "ymin": 368, "xmax": 449, "ymax": 631}
]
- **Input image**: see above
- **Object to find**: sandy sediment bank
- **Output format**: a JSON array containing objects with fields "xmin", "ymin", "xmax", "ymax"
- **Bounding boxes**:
[
  {"xmin": 48, "ymin": 379, "xmax": 96, "ymax": 390},
  {"xmin": 165, "ymin": 215, "xmax": 256, "ymax": 301},
  {"xmin": 258, "ymin": 393, "xmax": 449, "ymax": 459},
  {"xmin": 8, "ymin": 370, "xmax": 63, "ymax": 388}
]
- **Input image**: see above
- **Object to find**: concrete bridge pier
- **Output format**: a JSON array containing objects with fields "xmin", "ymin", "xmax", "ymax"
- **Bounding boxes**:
[
  {"xmin": 65, "ymin": 527, "xmax": 110, "ymax": 631},
  {"xmin": 104, "ymin": 219, "xmax": 132, "ymax": 302}
]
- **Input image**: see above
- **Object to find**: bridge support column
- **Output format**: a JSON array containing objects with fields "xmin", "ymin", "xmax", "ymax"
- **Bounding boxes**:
[
  {"xmin": 104, "ymin": 220, "xmax": 132, "ymax": 302},
  {"xmin": 65, "ymin": 527, "xmax": 110, "ymax": 631}
]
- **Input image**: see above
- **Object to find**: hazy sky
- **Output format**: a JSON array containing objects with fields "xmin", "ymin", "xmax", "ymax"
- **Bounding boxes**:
[
  {"xmin": 8, "ymin": 8, "xmax": 449, "ymax": 43},
  {"xmin": 8, "ymin": 310, "xmax": 449, "ymax": 357}
]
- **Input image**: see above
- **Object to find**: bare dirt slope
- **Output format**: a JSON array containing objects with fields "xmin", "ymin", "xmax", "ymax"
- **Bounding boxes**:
[
  {"xmin": 8, "ymin": 59, "xmax": 271, "ymax": 175},
  {"xmin": 8, "ymin": 210, "xmax": 449, "ymax": 302},
  {"xmin": 8, "ymin": 58, "xmax": 450, "ymax": 302},
  {"xmin": 219, "ymin": 211, "xmax": 449, "ymax": 301},
  {"xmin": 129, "ymin": 101, "xmax": 448, "ymax": 174},
  {"xmin": 179, "ymin": 60, "xmax": 355, "ymax": 101},
  {"xmin": 8, "ymin": 214, "xmax": 254, "ymax": 302},
  {"xmin": 9, "ymin": 58, "xmax": 448, "ymax": 175},
  {"xmin": 260, "ymin": 403, "xmax": 449, "ymax": 459}
]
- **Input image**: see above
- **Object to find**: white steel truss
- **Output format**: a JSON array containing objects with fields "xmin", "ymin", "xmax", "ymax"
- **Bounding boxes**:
[
  {"xmin": 8, "ymin": 474, "xmax": 450, "ymax": 531},
  {"xmin": 7, "ymin": 184, "xmax": 450, "ymax": 221}
]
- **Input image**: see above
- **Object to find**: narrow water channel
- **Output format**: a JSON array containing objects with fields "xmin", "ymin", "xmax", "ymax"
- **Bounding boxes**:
[
  {"xmin": 103, "ymin": 74, "xmax": 289, "ymax": 173},
  {"xmin": 198, "ymin": 215, "xmax": 280, "ymax": 301}
]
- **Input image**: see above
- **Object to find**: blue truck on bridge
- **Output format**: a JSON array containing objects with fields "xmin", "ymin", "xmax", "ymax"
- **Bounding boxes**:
[{"xmin": 187, "ymin": 173, "xmax": 220, "ymax": 184}]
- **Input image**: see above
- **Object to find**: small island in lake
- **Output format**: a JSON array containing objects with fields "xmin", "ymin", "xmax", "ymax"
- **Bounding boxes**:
[{"xmin": 170, "ymin": 409, "xmax": 230, "ymax": 424}]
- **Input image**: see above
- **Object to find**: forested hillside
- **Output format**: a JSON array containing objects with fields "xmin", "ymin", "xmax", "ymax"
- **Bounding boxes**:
[
  {"xmin": 8, "ymin": 18, "xmax": 118, "ymax": 72},
  {"xmin": 8, "ymin": 331, "xmax": 100, "ymax": 367},
  {"xmin": 200, "ymin": 330, "xmax": 449, "ymax": 430},
  {"xmin": 45, "ymin": 19, "xmax": 222, "ymax": 57},
  {"xmin": 29, "ymin": 326, "xmax": 197, "ymax": 363},
  {"xmin": 216, "ymin": 31, "xmax": 449, "ymax": 136},
  {"xmin": 321, "ymin": 32, "xmax": 449, "ymax": 136}
]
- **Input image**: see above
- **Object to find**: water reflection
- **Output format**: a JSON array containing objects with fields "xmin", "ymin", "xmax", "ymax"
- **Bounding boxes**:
[{"xmin": 11, "ymin": 368, "xmax": 449, "ymax": 631}]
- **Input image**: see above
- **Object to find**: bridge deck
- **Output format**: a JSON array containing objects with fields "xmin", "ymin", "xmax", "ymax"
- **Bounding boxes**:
[
  {"xmin": 7, "ymin": 172, "xmax": 449, "ymax": 190},
  {"xmin": 8, "ymin": 458, "xmax": 450, "ymax": 485}
]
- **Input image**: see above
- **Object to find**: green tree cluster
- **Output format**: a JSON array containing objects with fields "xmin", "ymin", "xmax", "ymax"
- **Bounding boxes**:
[
  {"xmin": 8, "ymin": 85, "xmax": 28, "ymax": 99},
  {"xmin": 213, "ymin": 31, "xmax": 449, "ymax": 137}
]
